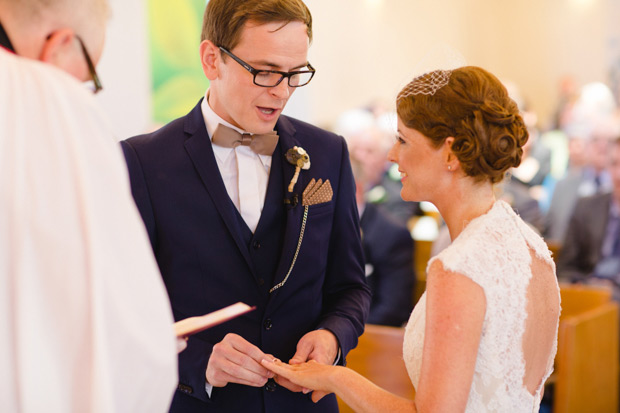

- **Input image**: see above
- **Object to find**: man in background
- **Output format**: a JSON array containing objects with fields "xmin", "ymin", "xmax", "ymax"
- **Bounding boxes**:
[
  {"xmin": 340, "ymin": 114, "xmax": 415, "ymax": 326},
  {"xmin": 545, "ymin": 82, "xmax": 617, "ymax": 243},
  {"xmin": 0, "ymin": 1, "xmax": 177, "ymax": 411},
  {"xmin": 558, "ymin": 136, "xmax": 620, "ymax": 300}
]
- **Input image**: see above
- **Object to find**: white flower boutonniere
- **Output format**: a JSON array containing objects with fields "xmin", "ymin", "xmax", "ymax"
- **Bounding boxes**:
[{"xmin": 285, "ymin": 146, "xmax": 310, "ymax": 192}]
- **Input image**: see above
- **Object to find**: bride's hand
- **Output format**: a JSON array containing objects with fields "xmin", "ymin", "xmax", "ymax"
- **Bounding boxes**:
[{"xmin": 261, "ymin": 358, "xmax": 338, "ymax": 402}]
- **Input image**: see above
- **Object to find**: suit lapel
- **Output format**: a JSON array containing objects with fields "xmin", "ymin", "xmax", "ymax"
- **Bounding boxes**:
[{"xmin": 182, "ymin": 101, "xmax": 255, "ymax": 273}]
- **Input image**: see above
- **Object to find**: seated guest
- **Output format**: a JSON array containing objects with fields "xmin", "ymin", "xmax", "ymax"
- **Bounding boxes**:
[
  {"xmin": 558, "ymin": 136, "xmax": 620, "ymax": 300},
  {"xmin": 545, "ymin": 82, "xmax": 617, "ymax": 243},
  {"xmin": 496, "ymin": 174, "xmax": 544, "ymax": 234},
  {"xmin": 335, "ymin": 108, "xmax": 423, "ymax": 227},
  {"xmin": 344, "ymin": 123, "xmax": 416, "ymax": 326},
  {"xmin": 361, "ymin": 202, "xmax": 415, "ymax": 326}
]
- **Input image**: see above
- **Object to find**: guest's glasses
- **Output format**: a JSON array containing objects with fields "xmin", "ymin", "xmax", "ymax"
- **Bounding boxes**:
[{"xmin": 219, "ymin": 46, "xmax": 315, "ymax": 88}]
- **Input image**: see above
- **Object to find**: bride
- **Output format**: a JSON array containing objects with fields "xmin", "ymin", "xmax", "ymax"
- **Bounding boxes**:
[{"xmin": 261, "ymin": 66, "xmax": 561, "ymax": 412}]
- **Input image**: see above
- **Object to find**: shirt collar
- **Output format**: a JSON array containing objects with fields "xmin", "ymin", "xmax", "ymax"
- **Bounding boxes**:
[
  {"xmin": 201, "ymin": 89, "xmax": 246, "ymax": 141},
  {"xmin": 200, "ymin": 90, "xmax": 273, "ymax": 167}
]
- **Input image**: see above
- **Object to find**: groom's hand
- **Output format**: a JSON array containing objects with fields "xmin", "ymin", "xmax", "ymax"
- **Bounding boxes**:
[
  {"xmin": 206, "ymin": 333, "xmax": 274, "ymax": 387},
  {"xmin": 275, "ymin": 329, "xmax": 338, "ymax": 396}
]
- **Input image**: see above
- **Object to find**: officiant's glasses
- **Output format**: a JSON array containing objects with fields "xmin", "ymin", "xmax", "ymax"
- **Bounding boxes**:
[
  {"xmin": 0, "ymin": 21, "xmax": 101, "ymax": 94},
  {"xmin": 0, "ymin": 21, "xmax": 15, "ymax": 52},
  {"xmin": 219, "ymin": 46, "xmax": 315, "ymax": 88},
  {"xmin": 76, "ymin": 36, "xmax": 103, "ymax": 94}
]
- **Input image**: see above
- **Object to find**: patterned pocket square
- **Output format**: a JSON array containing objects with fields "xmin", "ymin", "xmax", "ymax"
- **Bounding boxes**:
[{"xmin": 302, "ymin": 178, "xmax": 333, "ymax": 206}]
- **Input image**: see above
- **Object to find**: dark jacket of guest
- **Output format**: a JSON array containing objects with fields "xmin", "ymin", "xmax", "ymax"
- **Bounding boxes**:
[
  {"xmin": 361, "ymin": 203, "xmax": 416, "ymax": 326},
  {"xmin": 557, "ymin": 192, "xmax": 612, "ymax": 282}
]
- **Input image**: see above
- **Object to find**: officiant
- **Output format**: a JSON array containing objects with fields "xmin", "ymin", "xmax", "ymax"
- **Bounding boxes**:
[{"xmin": 0, "ymin": 0, "xmax": 178, "ymax": 411}]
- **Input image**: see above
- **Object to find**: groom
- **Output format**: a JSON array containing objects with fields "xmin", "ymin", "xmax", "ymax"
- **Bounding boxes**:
[{"xmin": 121, "ymin": 0, "xmax": 370, "ymax": 412}]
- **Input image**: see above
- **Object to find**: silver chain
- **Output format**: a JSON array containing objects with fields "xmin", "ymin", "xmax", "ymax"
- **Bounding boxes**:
[{"xmin": 270, "ymin": 205, "xmax": 309, "ymax": 293}]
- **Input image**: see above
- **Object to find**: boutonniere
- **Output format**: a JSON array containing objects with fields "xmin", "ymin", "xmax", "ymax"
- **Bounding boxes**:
[
  {"xmin": 285, "ymin": 146, "xmax": 310, "ymax": 192},
  {"xmin": 272, "ymin": 147, "xmax": 332, "ymax": 294}
]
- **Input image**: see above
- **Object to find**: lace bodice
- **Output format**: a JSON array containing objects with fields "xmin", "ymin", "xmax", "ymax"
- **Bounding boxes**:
[{"xmin": 403, "ymin": 201, "xmax": 559, "ymax": 412}]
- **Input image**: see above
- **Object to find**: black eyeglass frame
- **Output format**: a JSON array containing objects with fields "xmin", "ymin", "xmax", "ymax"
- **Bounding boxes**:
[
  {"xmin": 2, "ymin": 23, "xmax": 102, "ymax": 94},
  {"xmin": 0, "ymin": 21, "xmax": 15, "ymax": 52},
  {"xmin": 75, "ymin": 36, "xmax": 103, "ymax": 94},
  {"xmin": 218, "ymin": 46, "xmax": 315, "ymax": 88}
]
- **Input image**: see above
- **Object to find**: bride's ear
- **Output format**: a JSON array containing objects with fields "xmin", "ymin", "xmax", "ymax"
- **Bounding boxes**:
[{"xmin": 443, "ymin": 137, "xmax": 458, "ymax": 172}]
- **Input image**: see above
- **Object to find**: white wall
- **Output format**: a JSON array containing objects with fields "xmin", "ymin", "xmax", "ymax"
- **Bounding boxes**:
[
  {"xmin": 95, "ymin": 0, "xmax": 152, "ymax": 140},
  {"xmin": 307, "ymin": 0, "xmax": 617, "ymax": 129},
  {"xmin": 97, "ymin": 0, "xmax": 620, "ymax": 136}
]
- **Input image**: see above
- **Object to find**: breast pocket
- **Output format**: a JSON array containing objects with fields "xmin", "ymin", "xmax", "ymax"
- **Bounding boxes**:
[
  {"xmin": 297, "ymin": 202, "xmax": 334, "ymax": 274},
  {"xmin": 306, "ymin": 201, "xmax": 334, "ymax": 217}
]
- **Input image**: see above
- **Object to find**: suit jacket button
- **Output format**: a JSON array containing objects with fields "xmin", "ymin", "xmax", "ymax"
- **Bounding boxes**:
[
  {"xmin": 253, "ymin": 241, "xmax": 261, "ymax": 249},
  {"xmin": 258, "ymin": 278, "xmax": 265, "ymax": 286},
  {"xmin": 264, "ymin": 318, "xmax": 273, "ymax": 330},
  {"xmin": 265, "ymin": 379, "xmax": 276, "ymax": 392}
]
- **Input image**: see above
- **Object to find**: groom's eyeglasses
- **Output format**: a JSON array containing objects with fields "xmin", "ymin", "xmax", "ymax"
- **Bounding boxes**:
[{"xmin": 219, "ymin": 46, "xmax": 315, "ymax": 88}]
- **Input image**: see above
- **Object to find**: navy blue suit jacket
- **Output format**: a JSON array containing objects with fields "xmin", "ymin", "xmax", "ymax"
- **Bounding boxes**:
[{"xmin": 121, "ymin": 100, "xmax": 370, "ymax": 412}]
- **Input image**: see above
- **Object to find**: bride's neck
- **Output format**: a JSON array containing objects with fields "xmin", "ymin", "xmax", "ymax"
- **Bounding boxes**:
[{"xmin": 436, "ymin": 182, "xmax": 496, "ymax": 241}]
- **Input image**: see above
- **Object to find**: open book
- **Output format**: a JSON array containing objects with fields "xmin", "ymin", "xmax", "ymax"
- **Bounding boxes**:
[{"xmin": 174, "ymin": 302, "xmax": 255, "ymax": 337}]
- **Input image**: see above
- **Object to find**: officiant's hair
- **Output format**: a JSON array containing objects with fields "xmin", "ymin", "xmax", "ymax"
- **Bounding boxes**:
[
  {"xmin": 201, "ymin": 0, "xmax": 313, "ymax": 49},
  {"xmin": 3, "ymin": 0, "xmax": 109, "ymax": 25},
  {"xmin": 397, "ymin": 66, "xmax": 529, "ymax": 184}
]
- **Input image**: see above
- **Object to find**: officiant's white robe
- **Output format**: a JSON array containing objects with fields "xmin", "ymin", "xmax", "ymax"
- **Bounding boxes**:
[{"xmin": 0, "ymin": 47, "xmax": 177, "ymax": 412}]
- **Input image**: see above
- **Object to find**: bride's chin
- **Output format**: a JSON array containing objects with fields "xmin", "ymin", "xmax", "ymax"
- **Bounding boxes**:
[{"xmin": 400, "ymin": 189, "xmax": 415, "ymax": 203}]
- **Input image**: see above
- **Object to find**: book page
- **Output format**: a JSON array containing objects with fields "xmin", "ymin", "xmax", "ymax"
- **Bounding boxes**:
[{"xmin": 174, "ymin": 302, "xmax": 255, "ymax": 337}]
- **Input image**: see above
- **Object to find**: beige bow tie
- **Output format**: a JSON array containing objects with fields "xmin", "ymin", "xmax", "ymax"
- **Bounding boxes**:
[{"xmin": 212, "ymin": 124, "xmax": 279, "ymax": 156}]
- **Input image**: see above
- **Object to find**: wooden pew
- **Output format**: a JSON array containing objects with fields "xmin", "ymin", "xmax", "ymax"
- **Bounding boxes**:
[
  {"xmin": 552, "ymin": 284, "xmax": 619, "ymax": 413},
  {"xmin": 413, "ymin": 239, "xmax": 433, "ymax": 305},
  {"xmin": 340, "ymin": 285, "xmax": 618, "ymax": 413},
  {"xmin": 546, "ymin": 240, "xmax": 562, "ymax": 265},
  {"xmin": 337, "ymin": 324, "xmax": 415, "ymax": 412}
]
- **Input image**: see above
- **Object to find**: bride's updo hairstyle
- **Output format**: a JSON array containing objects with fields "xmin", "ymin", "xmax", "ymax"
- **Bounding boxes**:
[{"xmin": 396, "ymin": 66, "xmax": 529, "ymax": 183}]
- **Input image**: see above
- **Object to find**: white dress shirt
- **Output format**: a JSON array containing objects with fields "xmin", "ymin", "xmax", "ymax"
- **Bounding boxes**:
[{"xmin": 201, "ymin": 91, "xmax": 272, "ymax": 233}]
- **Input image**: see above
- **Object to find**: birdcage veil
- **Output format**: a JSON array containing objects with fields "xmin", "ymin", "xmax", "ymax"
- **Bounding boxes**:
[{"xmin": 396, "ymin": 44, "xmax": 467, "ymax": 102}]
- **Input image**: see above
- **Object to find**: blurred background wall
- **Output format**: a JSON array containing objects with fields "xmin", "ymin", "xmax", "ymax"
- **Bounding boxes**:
[{"xmin": 95, "ymin": 0, "xmax": 620, "ymax": 138}]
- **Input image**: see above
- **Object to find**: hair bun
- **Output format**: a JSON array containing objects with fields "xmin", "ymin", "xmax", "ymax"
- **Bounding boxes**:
[{"xmin": 479, "ymin": 101, "xmax": 517, "ymax": 126}]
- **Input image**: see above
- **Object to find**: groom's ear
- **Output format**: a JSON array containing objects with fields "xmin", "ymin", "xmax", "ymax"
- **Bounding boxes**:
[{"xmin": 200, "ymin": 40, "xmax": 219, "ymax": 81}]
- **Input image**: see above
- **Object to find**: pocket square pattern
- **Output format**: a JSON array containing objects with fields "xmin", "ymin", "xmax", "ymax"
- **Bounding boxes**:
[{"xmin": 302, "ymin": 178, "xmax": 333, "ymax": 206}]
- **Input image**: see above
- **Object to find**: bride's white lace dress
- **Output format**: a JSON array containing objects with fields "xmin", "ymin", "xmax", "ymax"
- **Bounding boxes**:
[{"xmin": 403, "ymin": 201, "xmax": 559, "ymax": 412}]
